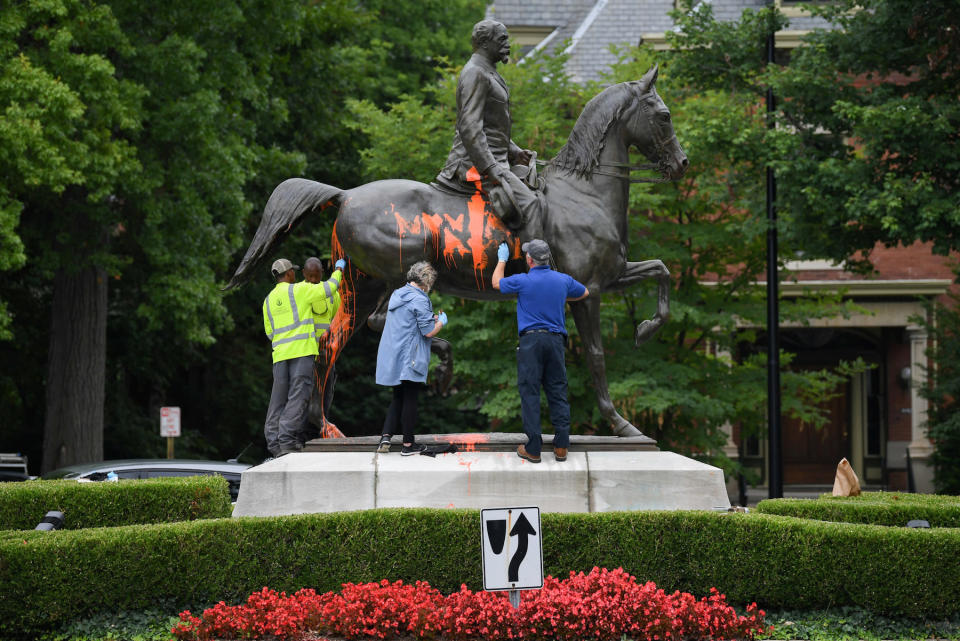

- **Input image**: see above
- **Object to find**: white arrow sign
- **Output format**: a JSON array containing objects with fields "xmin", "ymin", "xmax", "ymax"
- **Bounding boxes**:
[{"xmin": 481, "ymin": 506, "xmax": 543, "ymax": 591}]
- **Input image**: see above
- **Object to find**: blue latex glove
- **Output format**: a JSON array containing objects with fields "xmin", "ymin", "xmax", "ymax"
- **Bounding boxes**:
[
  {"xmin": 497, "ymin": 243, "xmax": 510, "ymax": 262},
  {"xmin": 334, "ymin": 258, "xmax": 346, "ymax": 270},
  {"xmin": 438, "ymin": 311, "xmax": 448, "ymax": 326}
]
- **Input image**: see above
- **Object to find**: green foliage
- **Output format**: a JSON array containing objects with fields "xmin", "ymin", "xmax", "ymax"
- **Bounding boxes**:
[
  {"xmin": 0, "ymin": 476, "xmax": 231, "ymax": 530},
  {"xmin": 756, "ymin": 491, "xmax": 960, "ymax": 527},
  {"xmin": 39, "ymin": 606, "xmax": 181, "ymax": 641},
  {"xmin": 761, "ymin": 607, "xmax": 960, "ymax": 641},
  {"xmin": 668, "ymin": 0, "xmax": 960, "ymax": 266},
  {"xmin": 594, "ymin": 47, "xmax": 868, "ymax": 460},
  {"xmin": 0, "ymin": 0, "xmax": 486, "ymax": 468},
  {"xmin": 0, "ymin": 0, "xmax": 143, "ymax": 341},
  {"xmin": 2, "ymin": 508, "xmax": 960, "ymax": 636},
  {"xmin": 918, "ymin": 287, "xmax": 960, "ymax": 495}
]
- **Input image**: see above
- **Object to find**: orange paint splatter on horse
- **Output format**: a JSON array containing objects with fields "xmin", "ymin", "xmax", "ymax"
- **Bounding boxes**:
[
  {"xmin": 422, "ymin": 213, "xmax": 443, "ymax": 261},
  {"xmin": 315, "ymin": 222, "xmax": 354, "ymax": 439},
  {"xmin": 442, "ymin": 229, "xmax": 469, "ymax": 269},
  {"xmin": 443, "ymin": 213, "xmax": 465, "ymax": 232}
]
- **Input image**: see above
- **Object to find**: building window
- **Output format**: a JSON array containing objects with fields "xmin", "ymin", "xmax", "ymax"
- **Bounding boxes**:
[
  {"xmin": 506, "ymin": 26, "xmax": 558, "ymax": 59},
  {"xmin": 777, "ymin": 0, "xmax": 838, "ymax": 18}
]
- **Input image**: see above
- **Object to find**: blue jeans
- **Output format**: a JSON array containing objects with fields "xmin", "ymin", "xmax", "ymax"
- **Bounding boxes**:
[{"xmin": 517, "ymin": 332, "xmax": 571, "ymax": 456}]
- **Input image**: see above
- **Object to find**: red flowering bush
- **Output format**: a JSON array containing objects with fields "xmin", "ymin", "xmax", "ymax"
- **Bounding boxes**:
[
  {"xmin": 321, "ymin": 580, "xmax": 445, "ymax": 639},
  {"xmin": 171, "ymin": 587, "xmax": 333, "ymax": 640},
  {"xmin": 171, "ymin": 567, "xmax": 771, "ymax": 640}
]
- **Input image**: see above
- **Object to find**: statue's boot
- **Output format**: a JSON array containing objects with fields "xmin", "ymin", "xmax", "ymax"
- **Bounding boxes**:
[{"xmin": 488, "ymin": 179, "xmax": 545, "ymax": 244}]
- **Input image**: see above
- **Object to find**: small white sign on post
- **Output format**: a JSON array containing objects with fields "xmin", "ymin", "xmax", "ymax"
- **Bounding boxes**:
[
  {"xmin": 160, "ymin": 406, "xmax": 181, "ymax": 437},
  {"xmin": 481, "ymin": 506, "xmax": 543, "ymax": 592}
]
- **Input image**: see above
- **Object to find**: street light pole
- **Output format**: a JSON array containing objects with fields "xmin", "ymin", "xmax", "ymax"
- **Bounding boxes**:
[{"xmin": 766, "ymin": 2, "xmax": 783, "ymax": 499}]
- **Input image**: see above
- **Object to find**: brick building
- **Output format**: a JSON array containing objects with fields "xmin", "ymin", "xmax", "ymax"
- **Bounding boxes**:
[{"xmin": 487, "ymin": 0, "xmax": 952, "ymax": 496}]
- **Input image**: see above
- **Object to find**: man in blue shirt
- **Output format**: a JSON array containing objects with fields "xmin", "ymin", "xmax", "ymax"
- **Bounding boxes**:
[{"xmin": 492, "ymin": 239, "xmax": 589, "ymax": 463}]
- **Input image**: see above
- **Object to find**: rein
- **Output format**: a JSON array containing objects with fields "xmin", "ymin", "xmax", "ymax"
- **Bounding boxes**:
[
  {"xmin": 593, "ymin": 160, "xmax": 673, "ymax": 183},
  {"xmin": 536, "ymin": 158, "xmax": 672, "ymax": 184}
]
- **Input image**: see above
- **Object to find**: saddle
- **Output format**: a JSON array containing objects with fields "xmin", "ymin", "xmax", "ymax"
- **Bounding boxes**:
[{"xmin": 430, "ymin": 153, "xmax": 545, "ymax": 241}]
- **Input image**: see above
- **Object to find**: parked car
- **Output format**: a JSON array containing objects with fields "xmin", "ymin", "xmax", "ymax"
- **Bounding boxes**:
[
  {"xmin": 0, "ymin": 453, "xmax": 33, "ymax": 482},
  {"xmin": 41, "ymin": 459, "xmax": 251, "ymax": 501}
]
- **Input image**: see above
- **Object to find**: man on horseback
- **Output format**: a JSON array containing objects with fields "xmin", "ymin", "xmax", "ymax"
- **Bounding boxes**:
[{"xmin": 435, "ymin": 19, "xmax": 544, "ymax": 240}]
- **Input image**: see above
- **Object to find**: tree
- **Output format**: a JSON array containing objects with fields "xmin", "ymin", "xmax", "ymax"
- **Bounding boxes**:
[
  {"xmin": 667, "ymin": 0, "xmax": 960, "ymax": 267},
  {"xmin": 920, "ymin": 289, "xmax": 960, "ymax": 494},
  {"xmin": 1, "ymin": 0, "xmax": 146, "ymax": 471},
  {"xmin": 779, "ymin": 0, "xmax": 960, "ymax": 263},
  {"xmin": 0, "ymin": 0, "xmax": 487, "ymax": 471},
  {"xmin": 2, "ymin": 0, "xmax": 317, "ymax": 471}
]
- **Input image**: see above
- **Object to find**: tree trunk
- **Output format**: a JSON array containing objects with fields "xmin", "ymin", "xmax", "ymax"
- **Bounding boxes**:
[{"xmin": 41, "ymin": 264, "xmax": 107, "ymax": 473}]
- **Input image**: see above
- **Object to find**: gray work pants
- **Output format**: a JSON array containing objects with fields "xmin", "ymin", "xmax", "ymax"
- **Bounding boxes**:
[{"xmin": 264, "ymin": 355, "xmax": 315, "ymax": 455}]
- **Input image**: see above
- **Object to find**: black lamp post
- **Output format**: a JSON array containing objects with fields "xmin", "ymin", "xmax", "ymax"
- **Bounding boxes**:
[{"xmin": 766, "ymin": 1, "xmax": 783, "ymax": 499}]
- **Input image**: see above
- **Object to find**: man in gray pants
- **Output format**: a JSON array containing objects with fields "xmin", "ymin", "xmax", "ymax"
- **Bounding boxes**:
[{"xmin": 262, "ymin": 257, "xmax": 344, "ymax": 458}]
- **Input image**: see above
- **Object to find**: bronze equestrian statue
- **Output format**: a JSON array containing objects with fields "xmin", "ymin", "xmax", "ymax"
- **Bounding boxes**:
[
  {"xmin": 435, "ymin": 19, "xmax": 544, "ymax": 238},
  {"xmin": 227, "ymin": 64, "xmax": 687, "ymax": 438}
]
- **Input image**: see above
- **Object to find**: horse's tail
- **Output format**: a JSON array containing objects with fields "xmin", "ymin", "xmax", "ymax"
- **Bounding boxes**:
[{"xmin": 225, "ymin": 178, "xmax": 344, "ymax": 289}]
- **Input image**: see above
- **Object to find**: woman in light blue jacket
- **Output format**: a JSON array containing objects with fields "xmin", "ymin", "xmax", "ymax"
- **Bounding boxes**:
[{"xmin": 375, "ymin": 261, "xmax": 448, "ymax": 455}]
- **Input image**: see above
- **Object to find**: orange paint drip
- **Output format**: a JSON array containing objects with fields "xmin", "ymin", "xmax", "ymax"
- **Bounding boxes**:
[
  {"xmin": 316, "ymin": 221, "xmax": 355, "ymax": 439},
  {"xmin": 465, "ymin": 180, "xmax": 489, "ymax": 290},
  {"xmin": 393, "ymin": 205, "xmax": 422, "ymax": 267},
  {"xmin": 422, "ymin": 213, "xmax": 443, "ymax": 261},
  {"xmin": 321, "ymin": 421, "xmax": 345, "ymax": 438},
  {"xmin": 441, "ymin": 229, "xmax": 468, "ymax": 269},
  {"xmin": 457, "ymin": 456, "xmax": 474, "ymax": 495}
]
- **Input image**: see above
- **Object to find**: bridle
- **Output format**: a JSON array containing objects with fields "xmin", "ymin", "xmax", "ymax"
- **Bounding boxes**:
[{"xmin": 542, "ymin": 90, "xmax": 676, "ymax": 183}]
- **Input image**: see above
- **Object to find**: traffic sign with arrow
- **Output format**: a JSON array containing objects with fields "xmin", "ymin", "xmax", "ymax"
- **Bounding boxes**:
[{"xmin": 480, "ymin": 507, "xmax": 543, "ymax": 592}]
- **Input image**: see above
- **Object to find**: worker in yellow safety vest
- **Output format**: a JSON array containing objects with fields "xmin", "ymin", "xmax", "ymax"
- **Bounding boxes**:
[
  {"xmin": 262, "ymin": 257, "xmax": 344, "ymax": 458},
  {"xmin": 299, "ymin": 256, "xmax": 343, "ymax": 442}
]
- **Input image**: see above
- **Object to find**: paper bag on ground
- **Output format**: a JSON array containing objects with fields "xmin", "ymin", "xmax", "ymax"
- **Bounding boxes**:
[{"xmin": 832, "ymin": 457, "xmax": 861, "ymax": 497}]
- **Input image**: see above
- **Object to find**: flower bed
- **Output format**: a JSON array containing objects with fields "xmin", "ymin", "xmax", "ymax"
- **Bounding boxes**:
[{"xmin": 171, "ymin": 567, "xmax": 770, "ymax": 640}]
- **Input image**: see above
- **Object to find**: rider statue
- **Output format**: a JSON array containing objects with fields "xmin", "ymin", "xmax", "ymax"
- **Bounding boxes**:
[{"xmin": 434, "ymin": 19, "xmax": 545, "ymax": 241}]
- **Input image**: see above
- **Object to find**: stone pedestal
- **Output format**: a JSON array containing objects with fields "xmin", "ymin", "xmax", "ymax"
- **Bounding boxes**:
[{"xmin": 232, "ymin": 434, "xmax": 730, "ymax": 517}]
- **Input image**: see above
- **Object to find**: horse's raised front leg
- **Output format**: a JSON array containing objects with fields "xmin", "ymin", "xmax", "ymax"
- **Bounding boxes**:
[
  {"xmin": 570, "ymin": 296, "xmax": 644, "ymax": 438},
  {"xmin": 610, "ymin": 259, "xmax": 670, "ymax": 346}
]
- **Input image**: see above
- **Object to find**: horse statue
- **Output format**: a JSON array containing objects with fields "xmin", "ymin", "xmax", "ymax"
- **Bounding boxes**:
[{"xmin": 227, "ymin": 65, "xmax": 687, "ymax": 438}]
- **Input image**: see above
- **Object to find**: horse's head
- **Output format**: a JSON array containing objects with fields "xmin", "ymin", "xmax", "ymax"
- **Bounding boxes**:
[
  {"xmin": 552, "ymin": 65, "xmax": 687, "ymax": 183},
  {"xmin": 624, "ymin": 65, "xmax": 688, "ymax": 181}
]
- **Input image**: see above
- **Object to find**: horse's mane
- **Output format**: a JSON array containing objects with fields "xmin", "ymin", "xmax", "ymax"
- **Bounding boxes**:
[{"xmin": 552, "ymin": 82, "xmax": 639, "ymax": 179}]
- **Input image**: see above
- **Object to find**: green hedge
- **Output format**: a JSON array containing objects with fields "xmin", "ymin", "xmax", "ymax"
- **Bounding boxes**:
[
  {"xmin": 756, "ymin": 491, "xmax": 960, "ymax": 527},
  {"xmin": 1, "ymin": 508, "xmax": 959, "ymax": 636},
  {"xmin": 0, "ymin": 477, "xmax": 232, "ymax": 530}
]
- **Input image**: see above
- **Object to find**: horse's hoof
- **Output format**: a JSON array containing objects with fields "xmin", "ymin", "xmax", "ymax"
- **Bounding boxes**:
[
  {"xmin": 613, "ymin": 421, "xmax": 644, "ymax": 438},
  {"xmin": 635, "ymin": 319, "xmax": 662, "ymax": 346},
  {"xmin": 321, "ymin": 421, "xmax": 345, "ymax": 439}
]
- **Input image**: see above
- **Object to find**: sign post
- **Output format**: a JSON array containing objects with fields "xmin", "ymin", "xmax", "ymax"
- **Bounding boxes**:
[
  {"xmin": 160, "ymin": 407, "xmax": 181, "ymax": 459},
  {"xmin": 481, "ymin": 507, "xmax": 543, "ymax": 608}
]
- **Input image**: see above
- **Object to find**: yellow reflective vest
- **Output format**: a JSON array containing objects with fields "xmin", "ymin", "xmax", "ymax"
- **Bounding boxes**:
[
  {"xmin": 312, "ymin": 288, "xmax": 341, "ymax": 341},
  {"xmin": 263, "ymin": 270, "xmax": 342, "ymax": 363}
]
